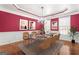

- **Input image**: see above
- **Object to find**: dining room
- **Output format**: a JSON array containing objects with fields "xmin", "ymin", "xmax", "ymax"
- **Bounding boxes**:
[{"xmin": 0, "ymin": 4, "xmax": 79, "ymax": 55}]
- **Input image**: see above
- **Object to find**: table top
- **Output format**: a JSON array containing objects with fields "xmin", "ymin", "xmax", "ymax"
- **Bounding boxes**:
[{"xmin": 18, "ymin": 40, "xmax": 63, "ymax": 55}]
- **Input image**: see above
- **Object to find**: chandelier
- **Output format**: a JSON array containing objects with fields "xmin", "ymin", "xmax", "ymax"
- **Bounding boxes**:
[{"xmin": 40, "ymin": 6, "xmax": 45, "ymax": 24}]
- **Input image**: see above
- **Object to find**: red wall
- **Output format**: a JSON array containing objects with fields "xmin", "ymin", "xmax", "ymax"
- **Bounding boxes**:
[
  {"xmin": 71, "ymin": 14, "xmax": 79, "ymax": 31},
  {"xmin": 36, "ymin": 22, "xmax": 44, "ymax": 30},
  {"xmin": 0, "ymin": 11, "xmax": 43, "ymax": 32},
  {"xmin": 50, "ymin": 14, "xmax": 79, "ymax": 32}
]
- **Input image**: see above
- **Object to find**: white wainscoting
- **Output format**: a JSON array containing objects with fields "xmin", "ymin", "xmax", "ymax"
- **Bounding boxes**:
[
  {"xmin": 0, "ymin": 31, "xmax": 38, "ymax": 46},
  {"xmin": 0, "ymin": 32, "xmax": 23, "ymax": 45}
]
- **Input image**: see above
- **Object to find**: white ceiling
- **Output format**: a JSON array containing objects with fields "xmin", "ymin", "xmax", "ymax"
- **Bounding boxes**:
[
  {"xmin": 16, "ymin": 4, "xmax": 68, "ymax": 16},
  {"xmin": 14, "ymin": 4, "xmax": 79, "ymax": 17},
  {"xmin": 0, "ymin": 4, "xmax": 79, "ymax": 19}
]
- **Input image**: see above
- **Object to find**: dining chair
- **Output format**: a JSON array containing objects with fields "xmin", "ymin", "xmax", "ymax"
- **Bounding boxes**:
[{"xmin": 23, "ymin": 32, "xmax": 29, "ymax": 45}]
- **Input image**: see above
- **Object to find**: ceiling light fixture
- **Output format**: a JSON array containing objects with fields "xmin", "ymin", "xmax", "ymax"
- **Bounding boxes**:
[{"xmin": 40, "ymin": 6, "xmax": 45, "ymax": 24}]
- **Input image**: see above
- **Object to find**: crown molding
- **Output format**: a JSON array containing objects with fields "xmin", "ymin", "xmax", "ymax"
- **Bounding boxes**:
[{"xmin": 13, "ymin": 4, "xmax": 68, "ymax": 18}]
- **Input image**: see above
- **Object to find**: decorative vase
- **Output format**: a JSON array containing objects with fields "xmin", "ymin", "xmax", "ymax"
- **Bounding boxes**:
[{"xmin": 71, "ymin": 40, "xmax": 75, "ymax": 43}]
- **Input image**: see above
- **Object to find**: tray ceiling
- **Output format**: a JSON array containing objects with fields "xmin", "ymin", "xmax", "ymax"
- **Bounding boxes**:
[{"xmin": 0, "ymin": 4, "xmax": 79, "ymax": 18}]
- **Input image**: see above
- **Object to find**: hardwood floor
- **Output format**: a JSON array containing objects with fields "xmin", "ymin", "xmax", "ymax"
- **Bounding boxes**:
[
  {"xmin": 63, "ymin": 40, "xmax": 79, "ymax": 55},
  {"xmin": 0, "ymin": 40, "xmax": 29, "ymax": 55},
  {"xmin": 0, "ymin": 40, "xmax": 79, "ymax": 55}
]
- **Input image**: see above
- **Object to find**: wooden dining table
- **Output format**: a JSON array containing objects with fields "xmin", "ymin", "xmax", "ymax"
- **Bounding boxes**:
[{"xmin": 18, "ymin": 35, "xmax": 64, "ymax": 55}]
